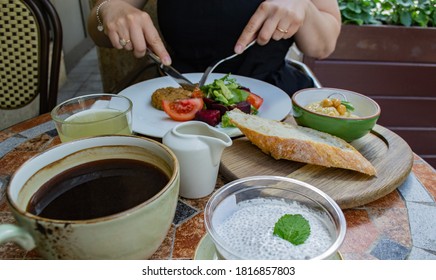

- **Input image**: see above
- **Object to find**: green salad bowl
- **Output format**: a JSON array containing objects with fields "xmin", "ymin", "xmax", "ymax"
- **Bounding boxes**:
[{"xmin": 292, "ymin": 88, "xmax": 381, "ymax": 142}]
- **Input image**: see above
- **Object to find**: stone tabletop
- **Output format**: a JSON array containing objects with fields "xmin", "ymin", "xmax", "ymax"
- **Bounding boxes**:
[{"xmin": 0, "ymin": 114, "xmax": 435, "ymax": 260}]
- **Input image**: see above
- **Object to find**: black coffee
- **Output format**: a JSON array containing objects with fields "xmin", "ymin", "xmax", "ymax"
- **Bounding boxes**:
[{"xmin": 27, "ymin": 158, "xmax": 170, "ymax": 220}]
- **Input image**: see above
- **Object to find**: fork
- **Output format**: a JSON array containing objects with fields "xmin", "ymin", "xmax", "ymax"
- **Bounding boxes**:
[{"xmin": 198, "ymin": 40, "xmax": 257, "ymax": 87}]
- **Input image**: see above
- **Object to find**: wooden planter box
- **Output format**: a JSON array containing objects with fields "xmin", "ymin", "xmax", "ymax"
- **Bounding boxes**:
[{"xmin": 303, "ymin": 24, "xmax": 436, "ymax": 168}]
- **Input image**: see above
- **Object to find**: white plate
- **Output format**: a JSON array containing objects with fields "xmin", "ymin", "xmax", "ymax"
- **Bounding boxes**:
[{"xmin": 119, "ymin": 73, "xmax": 292, "ymax": 138}]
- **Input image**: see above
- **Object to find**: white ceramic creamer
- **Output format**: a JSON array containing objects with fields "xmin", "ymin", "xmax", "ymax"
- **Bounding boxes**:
[{"xmin": 163, "ymin": 121, "xmax": 232, "ymax": 199}]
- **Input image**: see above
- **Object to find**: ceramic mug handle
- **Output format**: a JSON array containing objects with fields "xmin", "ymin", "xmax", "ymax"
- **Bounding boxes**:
[{"xmin": 0, "ymin": 224, "xmax": 36, "ymax": 250}]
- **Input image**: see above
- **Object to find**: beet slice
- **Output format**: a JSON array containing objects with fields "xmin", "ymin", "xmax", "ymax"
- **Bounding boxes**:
[
  {"xmin": 194, "ymin": 109, "xmax": 221, "ymax": 127},
  {"xmin": 203, "ymin": 97, "xmax": 217, "ymax": 109},
  {"xmin": 233, "ymin": 101, "xmax": 251, "ymax": 114},
  {"xmin": 210, "ymin": 103, "xmax": 229, "ymax": 117}
]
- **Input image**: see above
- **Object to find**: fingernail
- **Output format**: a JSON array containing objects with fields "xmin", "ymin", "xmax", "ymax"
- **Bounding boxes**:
[
  {"xmin": 162, "ymin": 56, "xmax": 172, "ymax": 65},
  {"xmin": 234, "ymin": 44, "xmax": 243, "ymax": 54}
]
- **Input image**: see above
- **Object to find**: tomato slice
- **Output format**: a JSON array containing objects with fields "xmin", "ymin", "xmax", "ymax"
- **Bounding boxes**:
[
  {"xmin": 191, "ymin": 87, "xmax": 204, "ymax": 98},
  {"xmin": 162, "ymin": 98, "xmax": 204, "ymax": 121},
  {"xmin": 246, "ymin": 92, "xmax": 264, "ymax": 109}
]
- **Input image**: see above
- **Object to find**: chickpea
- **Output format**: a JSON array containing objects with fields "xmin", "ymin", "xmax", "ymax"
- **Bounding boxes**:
[
  {"xmin": 332, "ymin": 98, "xmax": 341, "ymax": 108},
  {"xmin": 337, "ymin": 104, "xmax": 347, "ymax": 115},
  {"xmin": 321, "ymin": 98, "xmax": 333, "ymax": 107}
]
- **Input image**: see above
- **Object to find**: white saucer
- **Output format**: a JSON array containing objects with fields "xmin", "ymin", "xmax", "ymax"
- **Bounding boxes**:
[
  {"xmin": 194, "ymin": 234, "xmax": 218, "ymax": 260},
  {"xmin": 194, "ymin": 234, "xmax": 343, "ymax": 260}
]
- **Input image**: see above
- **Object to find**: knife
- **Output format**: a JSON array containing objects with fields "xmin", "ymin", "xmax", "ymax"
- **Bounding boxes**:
[{"xmin": 146, "ymin": 48, "xmax": 197, "ymax": 91}]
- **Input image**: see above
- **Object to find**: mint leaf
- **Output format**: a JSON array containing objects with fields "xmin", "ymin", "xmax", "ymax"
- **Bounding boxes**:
[{"xmin": 273, "ymin": 214, "xmax": 310, "ymax": 245}]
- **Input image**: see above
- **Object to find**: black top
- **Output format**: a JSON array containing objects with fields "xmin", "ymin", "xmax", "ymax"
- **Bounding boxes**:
[{"xmin": 157, "ymin": 0, "xmax": 313, "ymax": 95}]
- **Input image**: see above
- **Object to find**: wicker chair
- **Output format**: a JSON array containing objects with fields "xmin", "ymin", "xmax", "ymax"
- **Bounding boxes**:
[{"xmin": 0, "ymin": 0, "xmax": 63, "ymax": 129}]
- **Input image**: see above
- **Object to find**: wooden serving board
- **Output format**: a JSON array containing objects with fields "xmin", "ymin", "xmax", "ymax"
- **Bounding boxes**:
[{"xmin": 220, "ymin": 121, "xmax": 413, "ymax": 209}]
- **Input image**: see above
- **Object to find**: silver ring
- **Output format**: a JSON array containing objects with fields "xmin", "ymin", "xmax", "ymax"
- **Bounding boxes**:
[{"xmin": 276, "ymin": 27, "xmax": 288, "ymax": 34}]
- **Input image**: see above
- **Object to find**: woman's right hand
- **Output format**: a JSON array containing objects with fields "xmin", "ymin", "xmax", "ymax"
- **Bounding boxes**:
[{"xmin": 88, "ymin": 0, "xmax": 171, "ymax": 64}]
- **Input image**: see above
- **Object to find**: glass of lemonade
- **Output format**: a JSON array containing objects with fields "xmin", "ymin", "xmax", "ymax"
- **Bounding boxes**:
[
  {"xmin": 204, "ymin": 176, "xmax": 346, "ymax": 260},
  {"xmin": 51, "ymin": 94, "xmax": 133, "ymax": 142}
]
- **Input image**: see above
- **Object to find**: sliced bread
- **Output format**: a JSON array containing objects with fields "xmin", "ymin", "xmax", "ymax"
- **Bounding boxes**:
[{"xmin": 227, "ymin": 109, "xmax": 376, "ymax": 176}]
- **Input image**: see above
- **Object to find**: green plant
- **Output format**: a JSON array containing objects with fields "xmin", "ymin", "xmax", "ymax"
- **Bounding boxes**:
[{"xmin": 338, "ymin": 0, "xmax": 436, "ymax": 27}]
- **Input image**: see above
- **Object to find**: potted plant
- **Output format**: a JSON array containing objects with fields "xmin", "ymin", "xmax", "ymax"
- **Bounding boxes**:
[
  {"xmin": 303, "ymin": 0, "xmax": 436, "ymax": 168},
  {"xmin": 339, "ymin": 0, "xmax": 435, "ymax": 26}
]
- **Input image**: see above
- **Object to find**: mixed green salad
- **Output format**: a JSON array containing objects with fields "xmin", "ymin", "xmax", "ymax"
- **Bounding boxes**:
[
  {"xmin": 198, "ymin": 74, "xmax": 263, "ymax": 127},
  {"xmin": 162, "ymin": 74, "xmax": 263, "ymax": 127}
]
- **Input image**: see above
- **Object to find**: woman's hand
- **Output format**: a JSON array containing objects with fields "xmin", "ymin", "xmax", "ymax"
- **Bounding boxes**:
[
  {"xmin": 234, "ymin": 0, "xmax": 341, "ymax": 59},
  {"xmin": 88, "ymin": 0, "xmax": 171, "ymax": 64}
]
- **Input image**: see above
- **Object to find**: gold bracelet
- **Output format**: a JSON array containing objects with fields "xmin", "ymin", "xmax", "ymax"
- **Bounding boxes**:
[{"xmin": 96, "ymin": 0, "xmax": 111, "ymax": 32}]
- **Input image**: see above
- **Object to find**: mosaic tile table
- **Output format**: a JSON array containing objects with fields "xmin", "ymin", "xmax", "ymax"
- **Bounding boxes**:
[{"xmin": 0, "ymin": 114, "xmax": 435, "ymax": 260}]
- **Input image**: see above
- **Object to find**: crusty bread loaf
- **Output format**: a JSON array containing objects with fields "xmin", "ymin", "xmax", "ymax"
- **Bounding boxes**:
[{"xmin": 227, "ymin": 109, "xmax": 376, "ymax": 176}]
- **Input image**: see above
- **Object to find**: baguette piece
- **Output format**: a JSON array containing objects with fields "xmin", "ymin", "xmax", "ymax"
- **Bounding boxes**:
[{"xmin": 227, "ymin": 109, "xmax": 376, "ymax": 176}]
